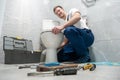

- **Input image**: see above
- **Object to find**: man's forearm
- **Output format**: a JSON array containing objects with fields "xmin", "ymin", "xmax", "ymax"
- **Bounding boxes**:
[{"xmin": 63, "ymin": 13, "xmax": 81, "ymax": 28}]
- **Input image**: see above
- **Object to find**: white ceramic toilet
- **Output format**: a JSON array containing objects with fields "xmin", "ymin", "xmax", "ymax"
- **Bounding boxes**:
[{"xmin": 40, "ymin": 20, "xmax": 63, "ymax": 63}]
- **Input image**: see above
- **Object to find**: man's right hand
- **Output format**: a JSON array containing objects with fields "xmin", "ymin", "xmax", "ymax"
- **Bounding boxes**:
[{"xmin": 52, "ymin": 25, "xmax": 64, "ymax": 34}]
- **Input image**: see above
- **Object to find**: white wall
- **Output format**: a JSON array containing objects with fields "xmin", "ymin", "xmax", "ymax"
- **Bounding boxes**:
[
  {"xmin": 0, "ymin": 0, "xmax": 6, "ymax": 36},
  {"xmin": 0, "ymin": 0, "xmax": 51, "ymax": 63},
  {"xmin": 2, "ymin": 0, "xmax": 51, "ymax": 50},
  {"xmin": 0, "ymin": 0, "xmax": 6, "ymax": 63}
]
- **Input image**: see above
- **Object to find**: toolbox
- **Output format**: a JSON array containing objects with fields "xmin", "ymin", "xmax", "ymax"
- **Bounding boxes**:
[
  {"xmin": 3, "ymin": 36, "xmax": 41, "ymax": 64},
  {"xmin": 3, "ymin": 36, "xmax": 33, "ymax": 51}
]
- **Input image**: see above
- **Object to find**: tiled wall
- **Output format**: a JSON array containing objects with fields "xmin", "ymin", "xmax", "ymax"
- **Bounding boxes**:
[
  {"xmin": 0, "ymin": 0, "xmax": 120, "ymax": 63},
  {"xmin": 88, "ymin": 0, "xmax": 120, "ymax": 62}
]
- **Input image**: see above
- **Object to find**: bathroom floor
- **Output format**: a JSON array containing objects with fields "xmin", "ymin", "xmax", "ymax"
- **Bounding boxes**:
[{"xmin": 0, "ymin": 62, "xmax": 120, "ymax": 80}]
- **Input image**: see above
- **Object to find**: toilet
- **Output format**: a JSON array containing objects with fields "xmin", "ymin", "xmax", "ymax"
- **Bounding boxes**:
[{"xmin": 40, "ymin": 20, "xmax": 63, "ymax": 63}]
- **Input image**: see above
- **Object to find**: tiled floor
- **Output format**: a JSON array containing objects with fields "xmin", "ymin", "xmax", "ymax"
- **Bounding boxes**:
[{"xmin": 0, "ymin": 62, "xmax": 120, "ymax": 80}]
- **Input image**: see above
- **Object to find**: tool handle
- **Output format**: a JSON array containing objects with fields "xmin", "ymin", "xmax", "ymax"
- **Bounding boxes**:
[
  {"xmin": 18, "ymin": 65, "xmax": 30, "ymax": 69},
  {"xmin": 51, "ymin": 64, "xmax": 78, "ymax": 69},
  {"xmin": 54, "ymin": 67, "xmax": 77, "ymax": 75}
]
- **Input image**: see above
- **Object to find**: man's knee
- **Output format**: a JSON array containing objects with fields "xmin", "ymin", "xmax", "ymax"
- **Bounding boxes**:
[{"xmin": 64, "ymin": 26, "xmax": 77, "ymax": 35}]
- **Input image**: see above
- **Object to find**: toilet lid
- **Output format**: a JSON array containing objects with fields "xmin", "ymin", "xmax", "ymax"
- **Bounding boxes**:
[{"xmin": 40, "ymin": 31, "xmax": 63, "ymax": 48}]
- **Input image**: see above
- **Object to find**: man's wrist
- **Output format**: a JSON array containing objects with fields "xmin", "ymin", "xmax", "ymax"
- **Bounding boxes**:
[{"xmin": 61, "ymin": 25, "xmax": 65, "ymax": 29}]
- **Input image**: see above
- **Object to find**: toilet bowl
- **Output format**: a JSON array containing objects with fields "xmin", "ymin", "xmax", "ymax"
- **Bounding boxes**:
[{"xmin": 40, "ymin": 20, "xmax": 63, "ymax": 63}]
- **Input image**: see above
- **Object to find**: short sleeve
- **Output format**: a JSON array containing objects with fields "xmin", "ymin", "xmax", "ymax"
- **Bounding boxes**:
[{"xmin": 69, "ymin": 8, "xmax": 80, "ymax": 16}]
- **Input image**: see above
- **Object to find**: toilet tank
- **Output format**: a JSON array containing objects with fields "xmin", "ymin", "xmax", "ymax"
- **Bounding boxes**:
[{"xmin": 42, "ymin": 19, "xmax": 60, "ymax": 31}]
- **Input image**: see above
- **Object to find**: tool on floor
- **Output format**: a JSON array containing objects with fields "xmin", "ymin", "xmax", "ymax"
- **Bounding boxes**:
[
  {"xmin": 36, "ymin": 63, "xmax": 78, "ymax": 72},
  {"xmin": 18, "ymin": 62, "xmax": 75, "ymax": 69},
  {"xmin": 18, "ymin": 62, "xmax": 61, "ymax": 69},
  {"xmin": 27, "ymin": 63, "xmax": 96, "ymax": 76},
  {"xmin": 82, "ymin": 63, "xmax": 96, "ymax": 71},
  {"xmin": 53, "ymin": 63, "xmax": 96, "ymax": 75},
  {"xmin": 28, "ymin": 67, "xmax": 78, "ymax": 76},
  {"xmin": 18, "ymin": 62, "xmax": 45, "ymax": 69},
  {"xmin": 18, "ymin": 65, "xmax": 38, "ymax": 69}
]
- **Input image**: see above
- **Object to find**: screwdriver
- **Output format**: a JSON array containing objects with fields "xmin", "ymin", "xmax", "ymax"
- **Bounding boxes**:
[{"xmin": 27, "ymin": 67, "xmax": 77, "ymax": 76}]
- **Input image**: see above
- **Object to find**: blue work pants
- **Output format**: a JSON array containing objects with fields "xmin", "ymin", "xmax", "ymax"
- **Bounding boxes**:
[{"xmin": 57, "ymin": 26, "xmax": 94, "ymax": 63}]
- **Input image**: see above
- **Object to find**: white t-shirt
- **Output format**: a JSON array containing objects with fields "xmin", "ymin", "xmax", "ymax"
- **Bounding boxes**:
[{"xmin": 66, "ymin": 8, "xmax": 89, "ymax": 29}]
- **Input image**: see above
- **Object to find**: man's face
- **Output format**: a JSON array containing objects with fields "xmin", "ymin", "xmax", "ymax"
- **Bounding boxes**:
[{"xmin": 54, "ymin": 7, "xmax": 65, "ymax": 19}]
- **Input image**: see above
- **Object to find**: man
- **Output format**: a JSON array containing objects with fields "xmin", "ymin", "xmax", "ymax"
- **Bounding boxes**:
[{"xmin": 52, "ymin": 5, "xmax": 94, "ymax": 63}]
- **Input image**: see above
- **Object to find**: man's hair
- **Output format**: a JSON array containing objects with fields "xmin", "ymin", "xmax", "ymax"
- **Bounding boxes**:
[{"xmin": 53, "ymin": 5, "xmax": 63, "ymax": 12}]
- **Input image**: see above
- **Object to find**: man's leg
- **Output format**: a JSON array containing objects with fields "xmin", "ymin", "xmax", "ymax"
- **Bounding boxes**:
[
  {"xmin": 64, "ymin": 26, "xmax": 94, "ymax": 63},
  {"xmin": 57, "ymin": 42, "xmax": 77, "ymax": 62}
]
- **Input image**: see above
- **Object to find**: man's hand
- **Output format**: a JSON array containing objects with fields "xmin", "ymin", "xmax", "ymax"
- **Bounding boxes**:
[{"xmin": 52, "ymin": 25, "xmax": 64, "ymax": 34}]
